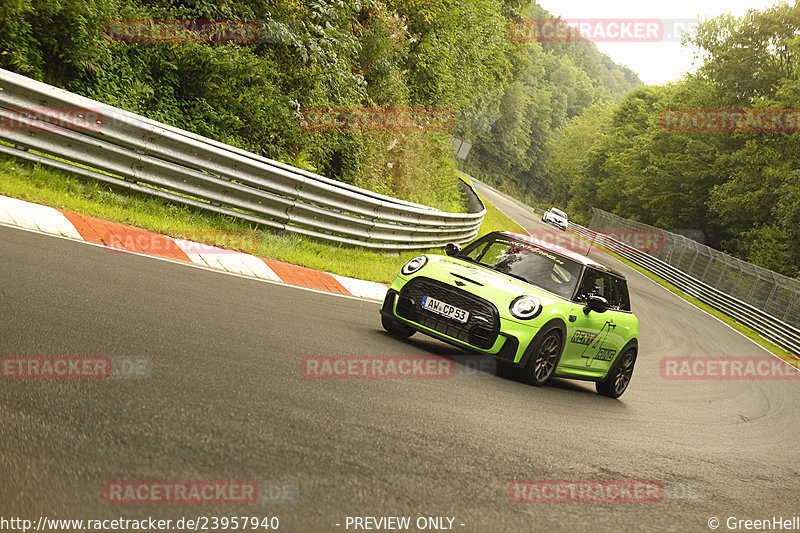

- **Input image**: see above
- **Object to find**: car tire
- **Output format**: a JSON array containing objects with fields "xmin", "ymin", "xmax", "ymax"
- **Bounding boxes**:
[
  {"xmin": 381, "ymin": 315, "xmax": 415, "ymax": 338},
  {"xmin": 522, "ymin": 329, "xmax": 563, "ymax": 386},
  {"xmin": 596, "ymin": 349, "xmax": 636, "ymax": 399}
]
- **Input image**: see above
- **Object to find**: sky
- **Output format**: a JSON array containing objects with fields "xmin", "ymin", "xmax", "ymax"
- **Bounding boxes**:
[{"xmin": 533, "ymin": 0, "xmax": 786, "ymax": 85}]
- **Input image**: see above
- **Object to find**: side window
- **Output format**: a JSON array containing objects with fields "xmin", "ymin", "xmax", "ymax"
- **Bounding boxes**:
[
  {"xmin": 576, "ymin": 268, "xmax": 612, "ymax": 302},
  {"xmin": 610, "ymin": 277, "xmax": 631, "ymax": 311},
  {"xmin": 595, "ymin": 273, "xmax": 612, "ymax": 302},
  {"xmin": 575, "ymin": 269, "xmax": 592, "ymax": 301},
  {"xmin": 480, "ymin": 243, "xmax": 509, "ymax": 265},
  {"xmin": 464, "ymin": 241, "xmax": 489, "ymax": 261}
]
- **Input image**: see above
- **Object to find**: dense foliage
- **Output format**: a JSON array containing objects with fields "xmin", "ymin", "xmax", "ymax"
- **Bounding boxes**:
[
  {"xmin": 0, "ymin": 0, "xmax": 638, "ymax": 213},
  {"xmin": 454, "ymin": 2, "xmax": 641, "ymax": 198},
  {"xmin": 547, "ymin": 3, "xmax": 800, "ymax": 278}
]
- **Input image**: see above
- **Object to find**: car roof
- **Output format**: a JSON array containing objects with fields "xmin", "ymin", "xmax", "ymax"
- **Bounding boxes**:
[{"xmin": 495, "ymin": 231, "xmax": 627, "ymax": 280}]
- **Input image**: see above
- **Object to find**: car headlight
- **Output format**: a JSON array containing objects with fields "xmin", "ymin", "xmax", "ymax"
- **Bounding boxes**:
[
  {"xmin": 401, "ymin": 255, "xmax": 428, "ymax": 276},
  {"xmin": 509, "ymin": 295, "xmax": 542, "ymax": 320}
]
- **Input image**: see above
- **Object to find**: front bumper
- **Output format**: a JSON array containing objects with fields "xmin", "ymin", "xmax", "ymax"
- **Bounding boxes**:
[{"xmin": 381, "ymin": 287, "xmax": 531, "ymax": 364}]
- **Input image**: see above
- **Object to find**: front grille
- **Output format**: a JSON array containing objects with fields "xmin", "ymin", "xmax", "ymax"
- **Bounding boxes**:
[{"xmin": 398, "ymin": 277, "xmax": 499, "ymax": 349}]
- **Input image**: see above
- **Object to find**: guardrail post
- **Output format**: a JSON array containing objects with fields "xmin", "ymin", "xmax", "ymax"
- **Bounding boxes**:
[
  {"xmin": 700, "ymin": 253, "xmax": 715, "ymax": 283},
  {"xmin": 685, "ymin": 245, "xmax": 700, "ymax": 274},
  {"xmin": 784, "ymin": 290, "xmax": 797, "ymax": 322},
  {"xmin": 732, "ymin": 268, "xmax": 744, "ymax": 298},
  {"xmin": 715, "ymin": 261, "xmax": 728, "ymax": 290},
  {"xmin": 763, "ymin": 279, "xmax": 779, "ymax": 311},
  {"xmin": 747, "ymin": 273, "xmax": 763, "ymax": 304}
]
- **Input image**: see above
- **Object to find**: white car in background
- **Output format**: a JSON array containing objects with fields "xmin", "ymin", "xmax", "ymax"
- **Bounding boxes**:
[{"xmin": 542, "ymin": 207, "xmax": 569, "ymax": 230}]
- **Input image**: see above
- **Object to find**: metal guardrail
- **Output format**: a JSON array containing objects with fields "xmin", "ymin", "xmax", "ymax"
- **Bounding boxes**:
[
  {"xmin": 0, "ymin": 68, "xmax": 484, "ymax": 250},
  {"xmin": 590, "ymin": 209, "xmax": 800, "ymax": 328},
  {"xmin": 446, "ymin": 176, "xmax": 797, "ymax": 356},
  {"xmin": 568, "ymin": 219, "xmax": 800, "ymax": 357}
]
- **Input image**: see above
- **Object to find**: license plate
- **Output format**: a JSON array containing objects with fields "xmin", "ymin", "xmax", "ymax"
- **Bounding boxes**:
[{"xmin": 420, "ymin": 295, "xmax": 469, "ymax": 323}]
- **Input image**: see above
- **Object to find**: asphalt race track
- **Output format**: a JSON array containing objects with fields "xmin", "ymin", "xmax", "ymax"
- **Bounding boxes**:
[{"xmin": 1, "ymin": 189, "xmax": 799, "ymax": 532}]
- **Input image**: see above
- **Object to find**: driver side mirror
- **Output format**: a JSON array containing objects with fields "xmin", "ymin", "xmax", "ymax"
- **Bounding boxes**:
[
  {"xmin": 445, "ymin": 243, "xmax": 462, "ymax": 257},
  {"xmin": 583, "ymin": 294, "xmax": 609, "ymax": 315}
]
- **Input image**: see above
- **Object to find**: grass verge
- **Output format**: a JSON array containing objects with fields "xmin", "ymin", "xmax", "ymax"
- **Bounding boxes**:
[{"xmin": 0, "ymin": 156, "xmax": 523, "ymax": 284}]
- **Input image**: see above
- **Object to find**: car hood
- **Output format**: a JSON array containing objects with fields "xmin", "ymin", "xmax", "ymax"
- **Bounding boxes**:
[{"xmin": 415, "ymin": 255, "xmax": 571, "ymax": 307}]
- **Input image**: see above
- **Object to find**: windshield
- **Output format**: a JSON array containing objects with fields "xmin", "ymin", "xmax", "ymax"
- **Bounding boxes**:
[
  {"xmin": 551, "ymin": 209, "xmax": 567, "ymax": 219},
  {"xmin": 461, "ymin": 235, "xmax": 582, "ymax": 299}
]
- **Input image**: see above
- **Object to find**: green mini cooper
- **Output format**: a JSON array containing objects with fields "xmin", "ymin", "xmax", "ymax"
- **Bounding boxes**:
[{"xmin": 380, "ymin": 231, "xmax": 639, "ymax": 398}]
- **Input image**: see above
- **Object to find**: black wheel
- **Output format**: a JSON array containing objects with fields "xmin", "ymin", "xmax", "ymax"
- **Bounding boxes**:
[
  {"xmin": 522, "ymin": 330, "xmax": 562, "ymax": 386},
  {"xmin": 381, "ymin": 315, "xmax": 415, "ymax": 338},
  {"xmin": 596, "ymin": 349, "xmax": 636, "ymax": 399}
]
